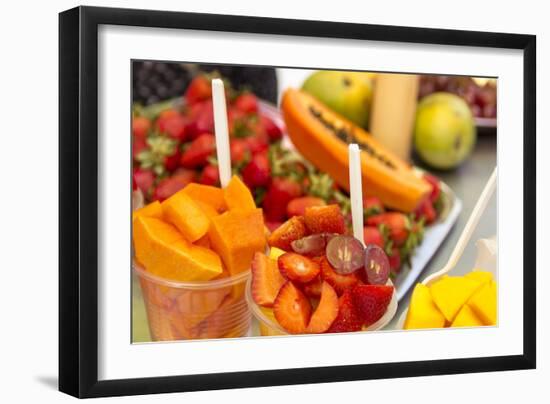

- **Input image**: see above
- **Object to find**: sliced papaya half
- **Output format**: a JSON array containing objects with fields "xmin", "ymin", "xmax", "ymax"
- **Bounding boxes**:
[{"xmin": 281, "ymin": 88, "xmax": 431, "ymax": 212}]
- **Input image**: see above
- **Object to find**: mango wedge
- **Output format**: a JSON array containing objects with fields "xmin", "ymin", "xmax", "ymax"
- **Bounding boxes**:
[
  {"xmin": 133, "ymin": 216, "xmax": 223, "ymax": 281},
  {"xmin": 465, "ymin": 270, "xmax": 493, "ymax": 286},
  {"xmin": 430, "ymin": 276, "xmax": 483, "ymax": 322},
  {"xmin": 208, "ymin": 208, "xmax": 266, "ymax": 275},
  {"xmin": 451, "ymin": 304, "xmax": 484, "ymax": 328},
  {"xmin": 404, "ymin": 284, "xmax": 446, "ymax": 329},
  {"xmin": 223, "ymin": 175, "xmax": 256, "ymax": 212},
  {"xmin": 162, "ymin": 190, "xmax": 210, "ymax": 242},
  {"xmin": 467, "ymin": 281, "xmax": 497, "ymax": 325}
]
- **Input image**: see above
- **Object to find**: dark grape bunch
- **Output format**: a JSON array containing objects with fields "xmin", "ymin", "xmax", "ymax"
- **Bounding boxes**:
[
  {"xmin": 418, "ymin": 75, "xmax": 497, "ymax": 119},
  {"xmin": 132, "ymin": 61, "xmax": 278, "ymax": 106},
  {"xmin": 133, "ymin": 61, "xmax": 192, "ymax": 106}
]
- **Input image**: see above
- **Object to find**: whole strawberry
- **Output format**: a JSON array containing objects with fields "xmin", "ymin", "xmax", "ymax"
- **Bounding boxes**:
[
  {"xmin": 132, "ymin": 116, "xmax": 151, "ymax": 139},
  {"xmin": 363, "ymin": 196, "xmax": 385, "ymax": 218},
  {"xmin": 363, "ymin": 226, "xmax": 385, "ymax": 249},
  {"xmin": 184, "ymin": 76, "xmax": 212, "ymax": 104},
  {"xmin": 199, "ymin": 164, "xmax": 220, "ymax": 186},
  {"xmin": 242, "ymin": 152, "xmax": 271, "ymax": 188},
  {"xmin": 263, "ymin": 177, "xmax": 303, "ymax": 222},
  {"xmin": 367, "ymin": 212, "xmax": 410, "ymax": 247},
  {"xmin": 180, "ymin": 133, "xmax": 216, "ymax": 168}
]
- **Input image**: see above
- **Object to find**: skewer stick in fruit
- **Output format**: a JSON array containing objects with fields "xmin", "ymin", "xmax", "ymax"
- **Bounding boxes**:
[
  {"xmin": 211, "ymin": 78, "xmax": 232, "ymax": 187},
  {"xmin": 348, "ymin": 143, "xmax": 364, "ymax": 246}
]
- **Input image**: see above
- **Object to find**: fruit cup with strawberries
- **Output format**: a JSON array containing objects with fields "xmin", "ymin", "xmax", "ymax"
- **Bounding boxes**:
[
  {"xmin": 245, "ymin": 204, "xmax": 397, "ymax": 336},
  {"xmin": 133, "ymin": 175, "xmax": 267, "ymax": 340}
]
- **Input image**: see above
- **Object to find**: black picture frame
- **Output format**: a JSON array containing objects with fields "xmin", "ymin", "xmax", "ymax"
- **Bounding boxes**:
[{"xmin": 59, "ymin": 5, "xmax": 536, "ymax": 398}]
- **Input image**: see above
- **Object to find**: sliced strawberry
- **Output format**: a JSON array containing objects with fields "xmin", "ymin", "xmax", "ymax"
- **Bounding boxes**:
[
  {"xmin": 367, "ymin": 212, "xmax": 410, "ymax": 247},
  {"xmin": 184, "ymin": 76, "xmax": 212, "ymax": 104},
  {"xmin": 278, "ymin": 252, "xmax": 320, "ymax": 283},
  {"xmin": 303, "ymin": 275, "xmax": 323, "ymax": 298},
  {"xmin": 388, "ymin": 247, "xmax": 401, "ymax": 274},
  {"xmin": 267, "ymin": 215, "xmax": 308, "ymax": 251},
  {"xmin": 133, "ymin": 168, "xmax": 155, "ymax": 194},
  {"xmin": 327, "ymin": 290, "xmax": 363, "ymax": 333},
  {"xmin": 265, "ymin": 221, "xmax": 283, "ymax": 233},
  {"xmin": 180, "ymin": 133, "xmax": 216, "ymax": 168},
  {"xmin": 351, "ymin": 284, "xmax": 394, "ymax": 327},
  {"xmin": 251, "ymin": 252, "xmax": 286, "ymax": 308},
  {"xmin": 363, "ymin": 196, "xmax": 384, "ymax": 218},
  {"xmin": 273, "ymin": 281, "xmax": 312, "ymax": 334},
  {"xmin": 263, "ymin": 178, "xmax": 303, "ymax": 222},
  {"xmin": 319, "ymin": 256, "xmax": 360, "ymax": 296},
  {"xmin": 423, "ymin": 173, "xmax": 441, "ymax": 204},
  {"xmin": 306, "ymin": 282, "xmax": 339, "ymax": 333},
  {"xmin": 132, "ymin": 116, "xmax": 151, "ymax": 138},
  {"xmin": 234, "ymin": 93, "xmax": 258, "ymax": 114},
  {"xmin": 287, "ymin": 196, "xmax": 326, "ymax": 218},
  {"xmin": 304, "ymin": 204, "xmax": 346, "ymax": 235},
  {"xmin": 199, "ymin": 164, "xmax": 220, "ymax": 186},
  {"xmin": 363, "ymin": 226, "xmax": 385, "ymax": 249},
  {"xmin": 260, "ymin": 115, "xmax": 283, "ymax": 141}
]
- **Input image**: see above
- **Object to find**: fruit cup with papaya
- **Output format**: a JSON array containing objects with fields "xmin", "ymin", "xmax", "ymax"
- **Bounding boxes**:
[{"xmin": 133, "ymin": 176, "xmax": 267, "ymax": 341}]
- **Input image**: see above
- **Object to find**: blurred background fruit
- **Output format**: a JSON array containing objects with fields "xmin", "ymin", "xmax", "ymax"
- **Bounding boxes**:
[
  {"xmin": 414, "ymin": 92, "xmax": 476, "ymax": 170},
  {"xmin": 301, "ymin": 70, "xmax": 373, "ymax": 128},
  {"xmin": 418, "ymin": 75, "xmax": 496, "ymax": 120}
]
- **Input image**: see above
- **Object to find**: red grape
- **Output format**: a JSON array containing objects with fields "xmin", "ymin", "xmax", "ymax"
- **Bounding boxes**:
[
  {"xmin": 326, "ymin": 236, "xmax": 365, "ymax": 275},
  {"xmin": 291, "ymin": 233, "xmax": 337, "ymax": 256},
  {"xmin": 363, "ymin": 244, "xmax": 390, "ymax": 285}
]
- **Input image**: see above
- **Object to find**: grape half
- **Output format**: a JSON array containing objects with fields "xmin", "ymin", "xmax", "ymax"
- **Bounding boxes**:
[
  {"xmin": 291, "ymin": 233, "xmax": 338, "ymax": 256},
  {"xmin": 363, "ymin": 244, "xmax": 390, "ymax": 285},
  {"xmin": 326, "ymin": 235, "xmax": 365, "ymax": 275}
]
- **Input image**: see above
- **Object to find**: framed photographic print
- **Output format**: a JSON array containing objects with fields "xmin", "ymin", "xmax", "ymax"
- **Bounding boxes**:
[{"xmin": 59, "ymin": 6, "xmax": 536, "ymax": 398}]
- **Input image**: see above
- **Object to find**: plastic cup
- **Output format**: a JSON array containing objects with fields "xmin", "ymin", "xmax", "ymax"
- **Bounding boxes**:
[
  {"xmin": 134, "ymin": 263, "xmax": 251, "ymax": 341},
  {"xmin": 244, "ymin": 276, "xmax": 398, "ymax": 336}
]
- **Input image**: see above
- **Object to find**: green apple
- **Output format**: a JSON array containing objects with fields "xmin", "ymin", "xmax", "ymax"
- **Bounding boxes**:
[
  {"xmin": 414, "ymin": 92, "xmax": 476, "ymax": 170},
  {"xmin": 302, "ymin": 70, "xmax": 373, "ymax": 128}
]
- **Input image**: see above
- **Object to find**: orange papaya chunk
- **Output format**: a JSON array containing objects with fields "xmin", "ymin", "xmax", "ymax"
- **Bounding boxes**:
[
  {"xmin": 162, "ymin": 190, "xmax": 210, "ymax": 242},
  {"xmin": 194, "ymin": 200, "xmax": 219, "ymax": 219},
  {"xmin": 133, "ymin": 216, "xmax": 223, "ymax": 282},
  {"xmin": 223, "ymin": 175, "xmax": 256, "ymax": 212},
  {"xmin": 182, "ymin": 183, "xmax": 227, "ymax": 213},
  {"xmin": 132, "ymin": 200, "xmax": 163, "ymax": 222},
  {"xmin": 208, "ymin": 208, "xmax": 266, "ymax": 275}
]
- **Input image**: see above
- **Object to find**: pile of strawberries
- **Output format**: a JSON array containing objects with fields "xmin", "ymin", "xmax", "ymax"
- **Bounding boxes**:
[
  {"xmin": 361, "ymin": 173, "xmax": 441, "ymax": 275},
  {"xmin": 132, "ymin": 74, "xmax": 282, "ymax": 202},
  {"xmin": 252, "ymin": 204, "xmax": 394, "ymax": 334}
]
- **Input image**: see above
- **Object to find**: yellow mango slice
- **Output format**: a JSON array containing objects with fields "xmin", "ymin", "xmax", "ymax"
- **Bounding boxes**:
[
  {"xmin": 182, "ymin": 183, "xmax": 227, "ymax": 213},
  {"xmin": 467, "ymin": 281, "xmax": 497, "ymax": 325},
  {"xmin": 223, "ymin": 175, "xmax": 256, "ymax": 212},
  {"xmin": 162, "ymin": 190, "xmax": 210, "ymax": 242},
  {"xmin": 269, "ymin": 247, "xmax": 287, "ymax": 260},
  {"xmin": 404, "ymin": 284, "xmax": 446, "ymax": 329},
  {"xmin": 451, "ymin": 304, "xmax": 484, "ymax": 328},
  {"xmin": 133, "ymin": 216, "xmax": 223, "ymax": 282},
  {"xmin": 465, "ymin": 270, "xmax": 493, "ymax": 285},
  {"xmin": 208, "ymin": 208, "xmax": 266, "ymax": 275},
  {"xmin": 429, "ymin": 276, "xmax": 482, "ymax": 322},
  {"xmin": 132, "ymin": 200, "xmax": 163, "ymax": 222}
]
